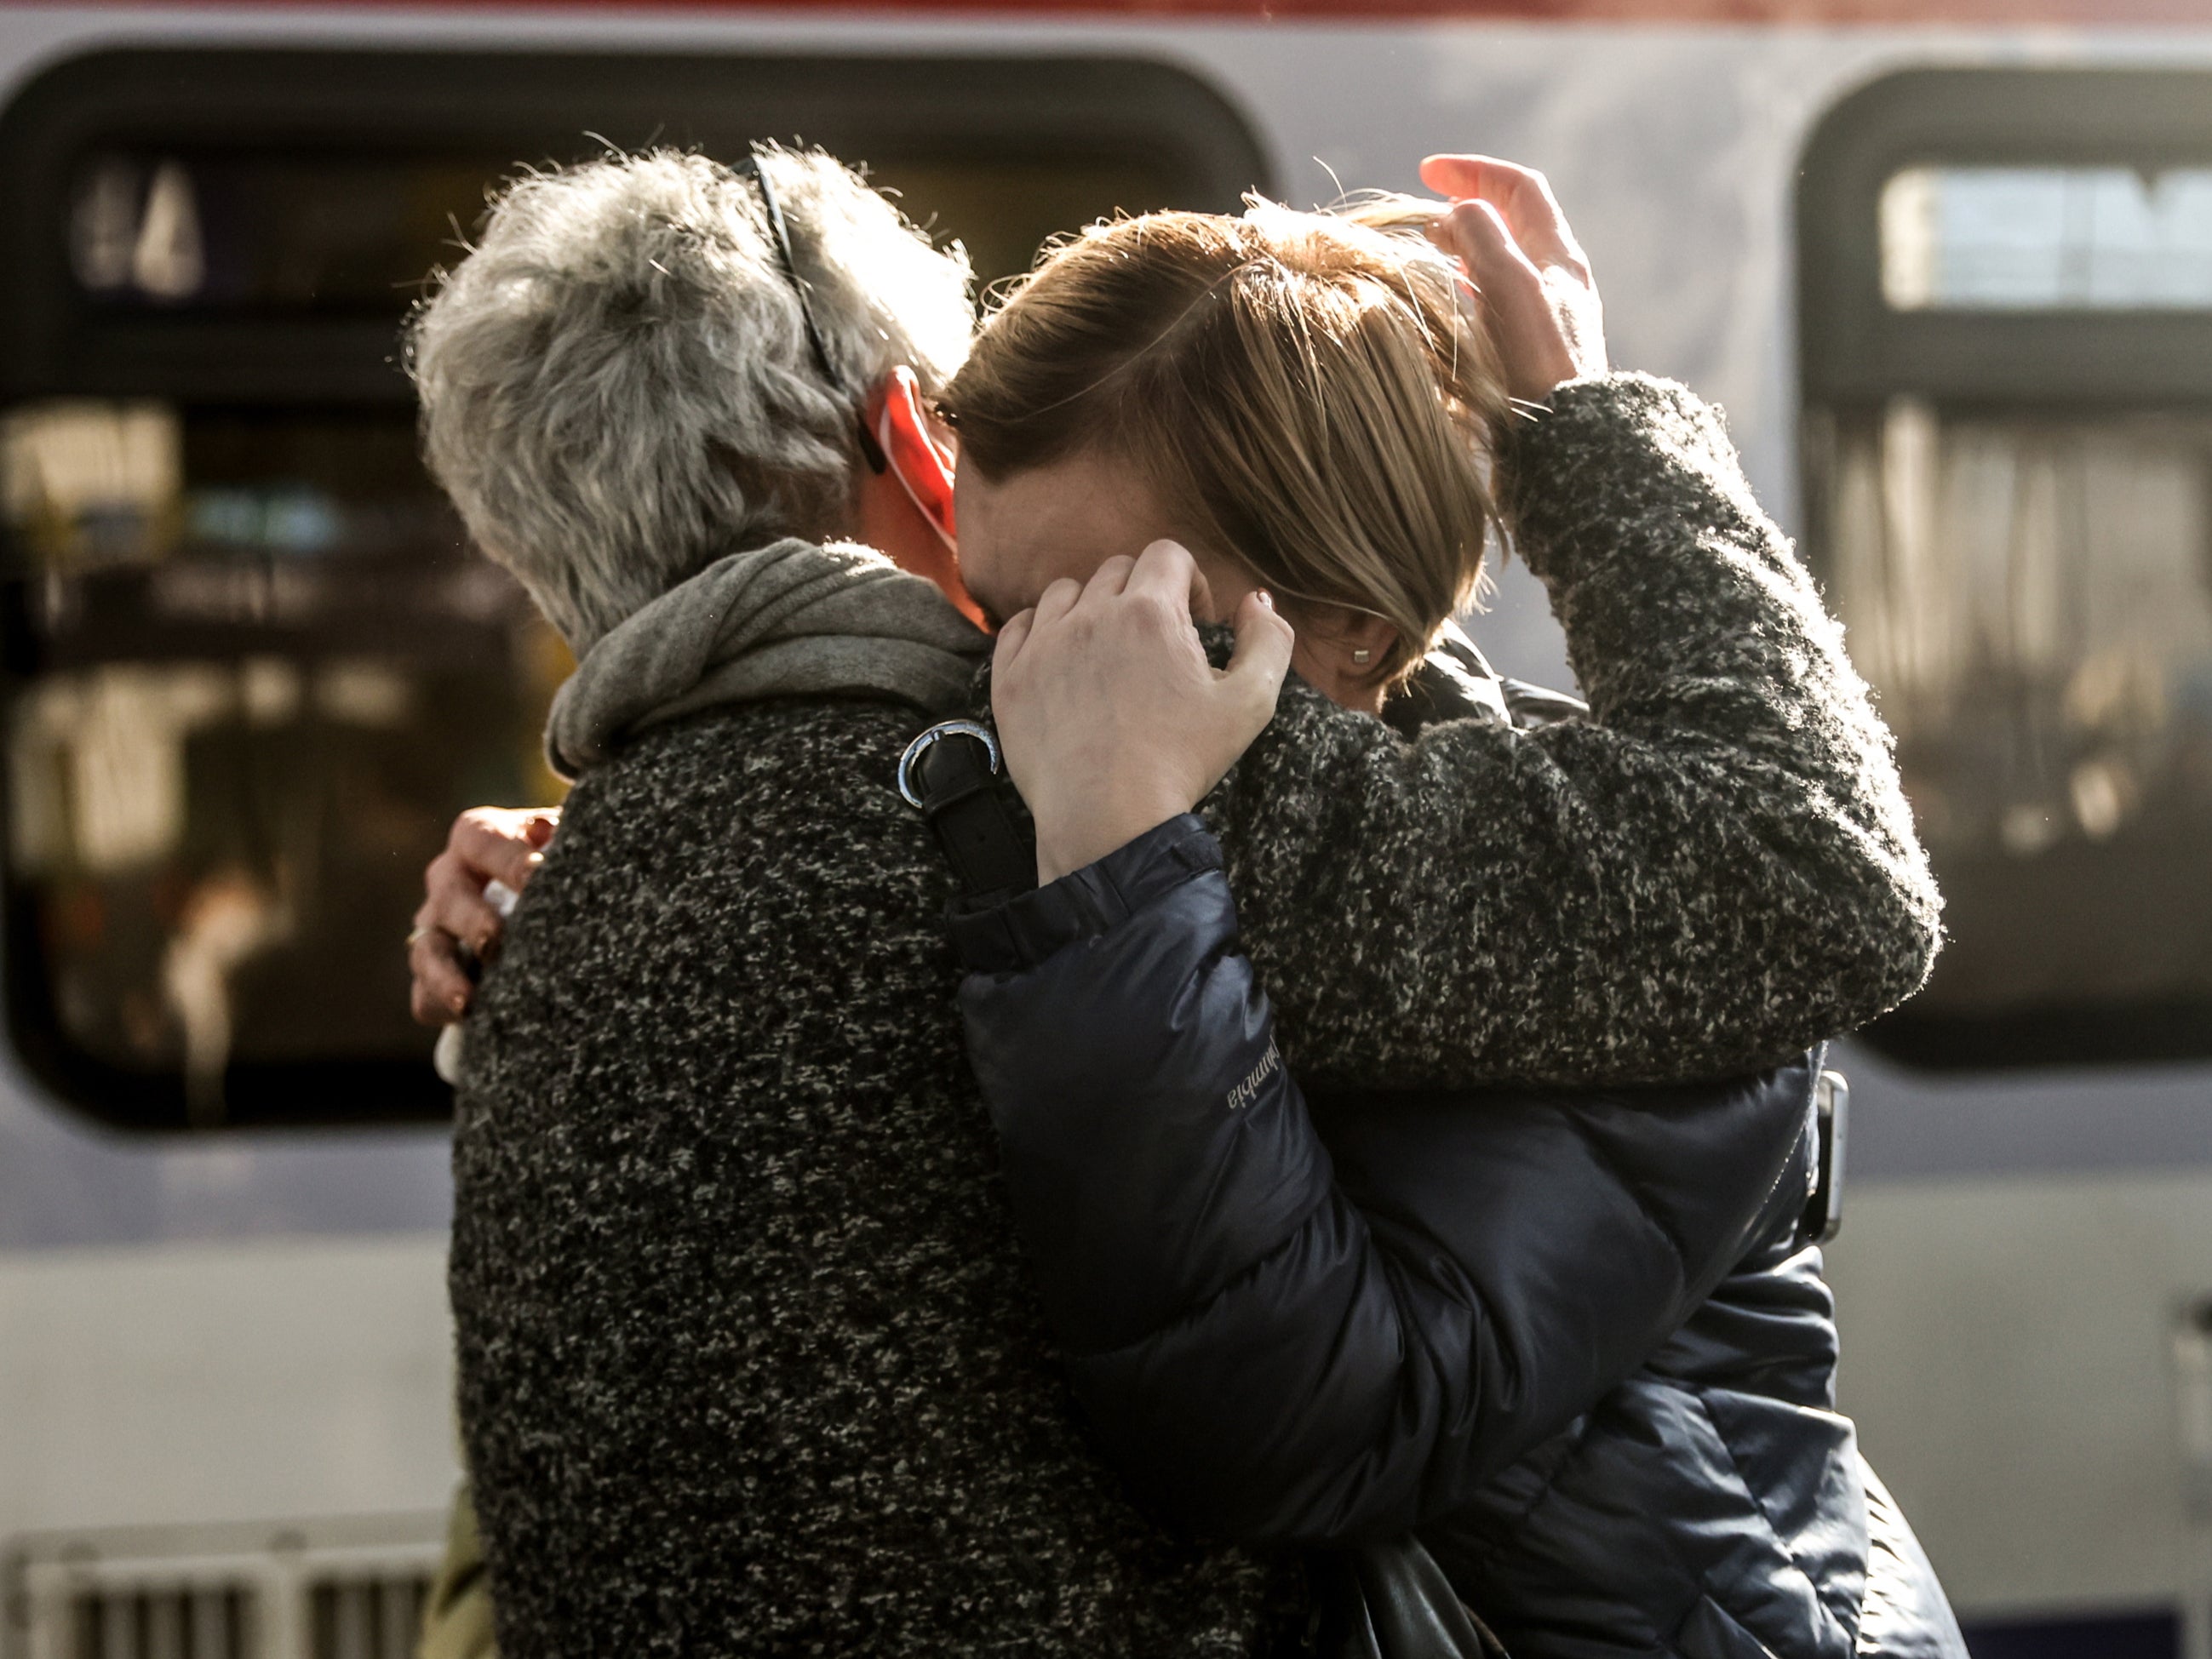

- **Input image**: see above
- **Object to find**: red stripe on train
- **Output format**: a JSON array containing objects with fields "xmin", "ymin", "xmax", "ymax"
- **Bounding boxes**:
[{"xmin": 25, "ymin": 0, "xmax": 2198, "ymax": 24}]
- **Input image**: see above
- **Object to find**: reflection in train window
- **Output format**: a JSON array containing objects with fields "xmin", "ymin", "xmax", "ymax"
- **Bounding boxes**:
[
  {"xmin": 71, "ymin": 152, "xmax": 501, "ymax": 312},
  {"xmin": 0, "ymin": 48, "xmax": 1268, "ymax": 1127},
  {"xmin": 3, "ymin": 401, "xmax": 562, "ymax": 1124},
  {"xmin": 1818, "ymin": 406, "xmax": 2212, "ymax": 1021},
  {"xmin": 64, "ymin": 150, "xmax": 1172, "ymax": 315},
  {"xmin": 1801, "ymin": 68, "xmax": 2212, "ymax": 1067}
]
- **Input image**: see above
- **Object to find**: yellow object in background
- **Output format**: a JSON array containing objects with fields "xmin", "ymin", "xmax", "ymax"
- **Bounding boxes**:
[{"xmin": 418, "ymin": 1482, "xmax": 497, "ymax": 1659}]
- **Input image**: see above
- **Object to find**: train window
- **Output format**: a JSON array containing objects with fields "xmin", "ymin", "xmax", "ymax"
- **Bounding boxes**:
[
  {"xmin": 0, "ymin": 48, "xmax": 1269, "ymax": 1129},
  {"xmin": 1800, "ymin": 69, "xmax": 2212, "ymax": 1069},
  {"xmin": 1882, "ymin": 166, "xmax": 2212, "ymax": 311},
  {"xmin": 60, "ymin": 150, "xmax": 1176, "ymax": 320}
]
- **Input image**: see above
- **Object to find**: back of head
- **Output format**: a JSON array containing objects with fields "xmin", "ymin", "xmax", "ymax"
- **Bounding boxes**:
[
  {"xmin": 946, "ymin": 199, "xmax": 1509, "ymax": 687},
  {"xmin": 408, "ymin": 146, "xmax": 974, "ymax": 651}
]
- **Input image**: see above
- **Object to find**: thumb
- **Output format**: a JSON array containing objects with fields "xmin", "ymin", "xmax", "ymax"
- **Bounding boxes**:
[{"xmin": 1221, "ymin": 589, "xmax": 1295, "ymax": 717}]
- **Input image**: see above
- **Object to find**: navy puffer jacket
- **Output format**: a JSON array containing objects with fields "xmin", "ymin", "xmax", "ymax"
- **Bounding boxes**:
[{"xmin": 954, "ymin": 816, "xmax": 1967, "ymax": 1659}]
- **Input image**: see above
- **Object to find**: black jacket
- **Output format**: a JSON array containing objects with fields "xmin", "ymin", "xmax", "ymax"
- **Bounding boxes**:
[{"xmin": 955, "ymin": 815, "xmax": 1968, "ymax": 1659}]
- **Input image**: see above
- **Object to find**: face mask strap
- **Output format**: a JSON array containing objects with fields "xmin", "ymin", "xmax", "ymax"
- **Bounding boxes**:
[{"xmin": 869, "ymin": 369, "xmax": 957, "ymax": 551}]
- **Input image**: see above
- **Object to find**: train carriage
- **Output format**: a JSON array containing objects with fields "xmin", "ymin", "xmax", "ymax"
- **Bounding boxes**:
[{"xmin": 2, "ymin": 3, "xmax": 2210, "ymax": 1656}]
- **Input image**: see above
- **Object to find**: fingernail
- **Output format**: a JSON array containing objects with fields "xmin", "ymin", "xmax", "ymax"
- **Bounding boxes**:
[{"xmin": 1256, "ymin": 590, "xmax": 1275, "ymax": 610}]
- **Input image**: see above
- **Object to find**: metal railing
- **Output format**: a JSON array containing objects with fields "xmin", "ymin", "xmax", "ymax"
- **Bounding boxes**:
[{"xmin": 3, "ymin": 1514, "xmax": 444, "ymax": 1659}]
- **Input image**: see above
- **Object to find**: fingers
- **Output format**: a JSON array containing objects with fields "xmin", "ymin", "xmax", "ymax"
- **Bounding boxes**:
[
  {"xmin": 423, "ymin": 850, "xmax": 507, "ymax": 960},
  {"xmin": 412, "ymin": 803, "xmax": 559, "ymax": 1028},
  {"xmin": 1418, "ymin": 154, "xmax": 1586, "ymax": 273},
  {"xmin": 1223, "ymin": 589, "xmax": 1296, "ymax": 714},
  {"xmin": 1031, "ymin": 576, "xmax": 1084, "ymax": 632},
  {"xmin": 1418, "ymin": 155, "xmax": 1566, "ymax": 244},
  {"xmin": 450, "ymin": 807, "xmax": 553, "ymax": 895},
  {"xmin": 410, "ymin": 919, "xmax": 476, "ymax": 1026},
  {"xmin": 1085, "ymin": 553, "xmax": 1138, "ymax": 601},
  {"xmin": 1429, "ymin": 198, "xmax": 1579, "ymax": 402},
  {"xmin": 1126, "ymin": 540, "xmax": 1204, "ymax": 625},
  {"xmin": 1024, "ymin": 554, "xmax": 1146, "ymax": 644},
  {"xmin": 1431, "ymin": 197, "xmax": 1546, "ymax": 300}
]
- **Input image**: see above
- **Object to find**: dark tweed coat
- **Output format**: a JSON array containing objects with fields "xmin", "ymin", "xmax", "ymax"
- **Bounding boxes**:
[{"xmin": 448, "ymin": 375, "xmax": 1938, "ymax": 1656}]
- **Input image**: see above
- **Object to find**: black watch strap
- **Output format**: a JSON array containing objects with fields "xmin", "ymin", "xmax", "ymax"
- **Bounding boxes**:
[{"xmin": 897, "ymin": 719, "xmax": 1035, "ymax": 902}]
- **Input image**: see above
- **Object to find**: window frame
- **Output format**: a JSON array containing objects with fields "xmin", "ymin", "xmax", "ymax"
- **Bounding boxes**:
[
  {"xmin": 1800, "ymin": 66, "xmax": 2212, "ymax": 409},
  {"xmin": 1798, "ymin": 66, "xmax": 2212, "ymax": 1072},
  {"xmin": 0, "ymin": 45, "xmax": 1272, "ymax": 1130},
  {"xmin": 0, "ymin": 47, "xmax": 1272, "ymax": 409}
]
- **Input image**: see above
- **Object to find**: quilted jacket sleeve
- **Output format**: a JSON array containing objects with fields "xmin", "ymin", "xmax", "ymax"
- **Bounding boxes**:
[
  {"xmin": 954, "ymin": 816, "xmax": 1815, "ymax": 1545},
  {"xmin": 1201, "ymin": 374, "xmax": 1941, "ymax": 1090}
]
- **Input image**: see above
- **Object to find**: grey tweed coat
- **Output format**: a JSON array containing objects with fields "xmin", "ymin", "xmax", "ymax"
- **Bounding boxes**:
[{"xmin": 447, "ymin": 375, "xmax": 1937, "ymax": 1656}]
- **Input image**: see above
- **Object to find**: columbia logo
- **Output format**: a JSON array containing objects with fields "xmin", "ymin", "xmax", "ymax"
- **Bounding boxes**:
[{"xmin": 1225, "ymin": 1041, "xmax": 1281, "ymax": 1113}]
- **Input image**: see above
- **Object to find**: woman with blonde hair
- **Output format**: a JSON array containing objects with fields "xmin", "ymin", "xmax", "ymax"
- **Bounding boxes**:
[{"xmin": 937, "ymin": 157, "xmax": 1964, "ymax": 1659}]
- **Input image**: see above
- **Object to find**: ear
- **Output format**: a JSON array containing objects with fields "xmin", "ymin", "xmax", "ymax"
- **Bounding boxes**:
[
  {"xmin": 1291, "ymin": 606, "xmax": 1401, "ymax": 714},
  {"xmin": 1326, "ymin": 609, "xmax": 1401, "ymax": 678},
  {"xmin": 867, "ymin": 365, "xmax": 956, "ymax": 550}
]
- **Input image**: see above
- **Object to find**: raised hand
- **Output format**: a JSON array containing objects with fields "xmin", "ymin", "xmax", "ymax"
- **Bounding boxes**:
[
  {"xmin": 1419, "ymin": 154, "xmax": 1607, "ymax": 404},
  {"xmin": 991, "ymin": 539, "xmax": 1295, "ymax": 884}
]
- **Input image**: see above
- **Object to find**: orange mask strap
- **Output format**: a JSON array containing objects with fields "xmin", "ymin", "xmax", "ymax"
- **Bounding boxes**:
[
  {"xmin": 871, "ymin": 367, "xmax": 957, "ymax": 552},
  {"xmin": 868, "ymin": 368, "xmax": 982, "ymax": 627}
]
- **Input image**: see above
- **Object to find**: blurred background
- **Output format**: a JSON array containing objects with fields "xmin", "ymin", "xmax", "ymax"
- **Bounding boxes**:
[{"xmin": 1, "ymin": 3, "xmax": 2210, "ymax": 1657}]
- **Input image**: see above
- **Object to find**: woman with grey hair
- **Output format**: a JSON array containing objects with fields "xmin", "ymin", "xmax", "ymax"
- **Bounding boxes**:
[
  {"xmin": 405, "ymin": 139, "xmax": 986, "ymax": 1020},
  {"xmin": 406, "ymin": 143, "xmax": 1948, "ymax": 1656},
  {"xmin": 407, "ymin": 145, "xmax": 977, "ymax": 661},
  {"xmin": 411, "ymin": 143, "xmax": 1332, "ymax": 1657}
]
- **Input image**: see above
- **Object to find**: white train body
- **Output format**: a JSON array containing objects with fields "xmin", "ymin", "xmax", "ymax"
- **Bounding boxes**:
[{"xmin": 0, "ymin": 5, "xmax": 2207, "ymax": 1655}]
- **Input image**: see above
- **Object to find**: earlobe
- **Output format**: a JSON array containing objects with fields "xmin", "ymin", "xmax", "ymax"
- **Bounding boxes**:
[
  {"xmin": 1316, "ymin": 611, "xmax": 1400, "ymax": 715},
  {"xmin": 868, "ymin": 366, "xmax": 957, "ymax": 551},
  {"xmin": 1338, "ymin": 614, "xmax": 1400, "ymax": 678}
]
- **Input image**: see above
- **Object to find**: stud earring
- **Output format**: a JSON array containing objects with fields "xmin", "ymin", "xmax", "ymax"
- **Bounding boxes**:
[{"xmin": 1351, "ymin": 648, "xmax": 1373, "ymax": 665}]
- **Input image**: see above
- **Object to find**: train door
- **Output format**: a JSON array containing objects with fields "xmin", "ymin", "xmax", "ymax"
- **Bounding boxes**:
[{"xmin": 1801, "ymin": 66, "xmax": 2212, "ymax": 1659}]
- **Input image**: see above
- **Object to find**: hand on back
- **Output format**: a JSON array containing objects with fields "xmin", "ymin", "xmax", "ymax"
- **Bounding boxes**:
[
  {"xmin": 410, "ymin": 806, "xmax": 559, "ymax": 1025},
  {"xmin": 1419, "ymin": 154, "xmax": 1607, "ymax": 404},
  {"xmin": 993, "ymin": 540, "xmax": 1294, "ymax": 884}
]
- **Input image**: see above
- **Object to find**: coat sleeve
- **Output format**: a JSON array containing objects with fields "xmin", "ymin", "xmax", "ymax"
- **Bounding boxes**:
[
  {"xmin": 1201, "ymin": 373, "xmax": 1941, "ymax": 1090},
  {"xmin": 954, "ymin": 816, "xmax": 1815, "ymax": 1546}
]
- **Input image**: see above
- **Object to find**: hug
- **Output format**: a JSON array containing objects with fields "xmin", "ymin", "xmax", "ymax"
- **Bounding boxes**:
[{"xmin": 404, "ymin": 143, "xmax": 1960, "ymax": 1658}]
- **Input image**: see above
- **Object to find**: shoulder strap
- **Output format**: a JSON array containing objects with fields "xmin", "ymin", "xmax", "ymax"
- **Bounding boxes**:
[{"xmin": 897, "ymin": 719, "xmax": 1036, "ymax": 902}]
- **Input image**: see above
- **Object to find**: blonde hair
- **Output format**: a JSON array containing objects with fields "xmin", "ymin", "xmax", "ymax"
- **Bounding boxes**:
[{"xmin": 944, "ymin": 197, "xmax": 1510, "ymax": 687}]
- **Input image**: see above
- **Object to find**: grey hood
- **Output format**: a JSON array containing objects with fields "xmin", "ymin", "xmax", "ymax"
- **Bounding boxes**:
[{"xmin": 546, "ymin": 537, "xmax": 989, "ymax": 779}]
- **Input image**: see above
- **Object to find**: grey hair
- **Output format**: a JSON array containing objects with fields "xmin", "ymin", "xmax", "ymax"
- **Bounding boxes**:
[{"xmin": 406, "ymin": 146, "xmax": 974, "ymax": 650}]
